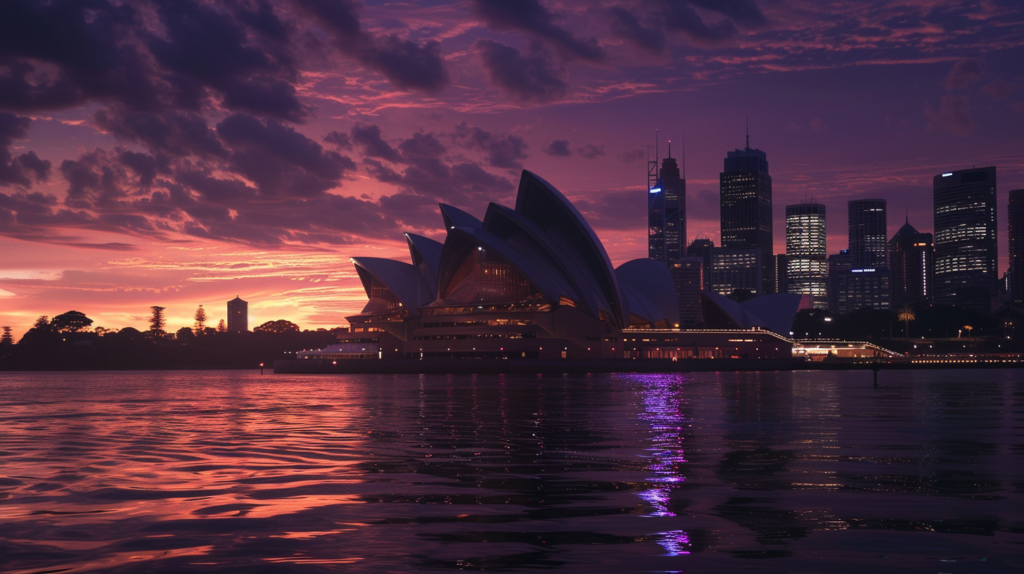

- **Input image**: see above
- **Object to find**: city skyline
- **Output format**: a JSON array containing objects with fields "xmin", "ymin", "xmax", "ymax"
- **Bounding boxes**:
[{"xmin": 2, "ymin": 0, "xmax": 1024, "ymax": 337}]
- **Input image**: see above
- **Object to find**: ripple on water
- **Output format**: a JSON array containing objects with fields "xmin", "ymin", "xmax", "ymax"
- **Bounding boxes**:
[{"xmin": 0, "ymin": 369, "xmax": 1021, "ymax": 573}]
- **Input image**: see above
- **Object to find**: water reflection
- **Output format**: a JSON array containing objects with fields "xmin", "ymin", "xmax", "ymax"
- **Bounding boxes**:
[
  {"xmin": 632, "ymin": 374, "xmax": 691, "ymax": 556},
  {"xmin": 1, "ymin": 369, "xmax": 1021, "ymax": 572}
]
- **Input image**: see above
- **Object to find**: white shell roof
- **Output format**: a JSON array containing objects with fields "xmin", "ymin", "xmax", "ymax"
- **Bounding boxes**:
[{"xmin": 348, "ymin": 171, "xmax": 676, "ymax": 328}]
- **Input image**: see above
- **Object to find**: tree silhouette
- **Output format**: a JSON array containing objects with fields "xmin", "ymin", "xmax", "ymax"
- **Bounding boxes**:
[
  {"xmin": 194, "ymin": 305, "xmax": 207, "ymax": 333},
  {"xmin": 51, "ymin": 310, "xmax": 94, "ymax": 333},
  {"xmin": 149, "ymin": 306, "xmax": 166, "ymax": 334},
  {"xmin": 217, "ymin": 319, "xmax": 226, "ymax": 332},
  {"xmin": 1, "ymin": 326, "xmax": 12, "ymax": 345},
  {"xmin": 254, "ymin": 320, "xmax": 300, "ymax": 334},
  {"xmin": 897, "ymin": 306, "xmax": 916, "ymax": 337}
]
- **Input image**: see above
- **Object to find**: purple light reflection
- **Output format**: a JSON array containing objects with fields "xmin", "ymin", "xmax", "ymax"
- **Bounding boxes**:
[{"xmin": 633, "ymin": 374, "xmax": 693, "ymax": 556}]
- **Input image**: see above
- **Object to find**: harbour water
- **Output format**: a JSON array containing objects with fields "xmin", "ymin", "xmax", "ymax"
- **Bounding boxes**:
[{"xmin": 1, "ymin": 369, "xmax": 1021, "ymax": 573}]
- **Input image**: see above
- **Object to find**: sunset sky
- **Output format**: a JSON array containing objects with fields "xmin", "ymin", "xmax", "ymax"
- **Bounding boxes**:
[{"xmin": 2, "ymin": 0, "xmax": 1023, "ymax": 339}]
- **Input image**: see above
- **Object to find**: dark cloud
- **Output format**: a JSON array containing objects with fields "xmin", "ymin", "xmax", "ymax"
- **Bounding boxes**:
[
  {"xmin": 324, "ymin": 130, "xmax": 352, "ymax": 149},
  {"xmin": 362, "ymin": 158, "xmax": 402, "ymax": 183},
  {"xmin": 60, "ymin": 148, "xmax": 146, "ymax": 210},
  {"xmin": 475, "ymin": 40, "xmax": 567, "ymax": 103},
  {"xmin": 293, "ymin": 0, "xmax": 361, "ymax": 39},
  {"xmin": 661, "ymin": 2, "xmax": 738, "ymax": 45},
  {"xmin": 472, "ymin": 0, "xmax": 605, "ymax": 62},
  {"xmin": 359, "ymin": 36, "xmax": 448, "ymax": 93},
  {"xmin": 0, "ymin": 0, "xmax": 315, "ymax": 120},
  {"xmin": 925, "ymin": 95, "xmax": 972, "ymax": 136},
  {"xmin": 175, "ymin": 170, "xmax": 256, "ymax": 204},
  {"xmin": 216, "ymin": 113, "xmax": 356, "ymax": 197},
  {"xmin": 578, "ymin": 143, "xmax": 606, "ymax": 159},
  {"xmin": 295, "ymin": 0, "xmax": 448, "ymax": 93},
  {"xmin": 147, "ymin": 0, "xmax": 305, "ymax": 121},
  {"xmin": 117, "ymin": 150, "xmax": 165, "ymax": 187},
  {"xmin": 1, "ymin": 0, "xmax": 448, "ymax": 123},
  {"xmin": 943, "ymin": 59, "xmax": 983, "ymax": 91},
  {"xmin": 544, "ymin": 139, "xmax": 572, "ymax": 157},
  {"xmin": 359, "ymin": 126, "xmax": 515, "ymax": 213},
  {"xmin": 398, "ymin": 132, "xmax": 447, "ymax": 162},
  {"xmin": 351, "ymin": 124, "xmax": 402, "ymax": 162},
  {"xmin": 0, "ymin": 0, "xmax": 157, "ymax": 112},
  {"xmin": 688, "ymin": 0, "xmax": 767, "ymax": 28},
  {"xmin": 0, "ymin": 113, "xmax": 51, "ymax": 187},
  {"xmin": 95, "ymin": 109, "xmax": 227, "ymax": 159},
  {"xmin": 608, "ymin": 7, "xmax": 665, "ymax": 54},
  {"xmin": 611, "ymin": 0, "xmax": 766, "ymax": 48},
  {"xmin": 925, "ymin": 2, "xmax": 985, "ymax": 33},
  {"xmin": 454, "ymin": 122, "xmax": 528, "ymax": 169}
]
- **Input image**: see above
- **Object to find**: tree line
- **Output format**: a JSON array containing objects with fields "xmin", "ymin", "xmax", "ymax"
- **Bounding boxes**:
[{"xmin": 0, "ymin": 306, "xmax": 341, "ymax": 371}]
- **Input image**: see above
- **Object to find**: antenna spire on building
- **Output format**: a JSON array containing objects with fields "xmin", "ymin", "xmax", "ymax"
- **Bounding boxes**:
[
  {"xmin": 681, "ymin": 131, "xmax": 686, "ymax": 179},
  {"xmin": 745, "ymin": 118, "xmax": 750, "ymax": 149},
  {"xmin": 655, "ymin": 129, "xmax": 659, "ymax": 168},
  {"xmin": 667, "ymin": 140, "xmax": 672, "ymax": 159}
]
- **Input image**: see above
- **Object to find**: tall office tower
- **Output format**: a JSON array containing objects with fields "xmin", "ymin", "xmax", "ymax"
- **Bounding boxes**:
[
  {"xmin": 786, "ymin": 203, "xmax": 827, "ymax": 309},
  {"xmin": 670, "ymin": 257, "xmax": 704, "ymax": 326},
  {"xmin": 648, "ymin": 146, "xmax": 685, "ymax": 263},
  {"xmin": 888, "ymin": 218, "xmax": 933, "ymax": 307},
  {"xmin": 711, "ymin": 247, "xmax": 762, "ymax": 297},
  {"xmin": 848, "ymin": 199, "xmax": 887, "ymax": 266},
  {"xmin": 227, "ymin": 296, "xmax": 248, "ymax": 332},
  {"xmin": 933, "ymin": 167, "xmax": 998, "ymax": 311},
  {"xmin": 686, "ymin": 238, "xmax": 714, "ymax": 290},
  {"xmin": 720, "ymin": 135, "xmax": 773, "ymax": 292},
  {"xmin": 1009, "ymin": 189, "xmax": 1024, "ymax": 303},
  {"xmin": 827, "ymin": 250, "xmax": 852, "ymax": 313},
  {"xmin": 830, "ymin": 267, "xmax": 892, "ymax": 314}
]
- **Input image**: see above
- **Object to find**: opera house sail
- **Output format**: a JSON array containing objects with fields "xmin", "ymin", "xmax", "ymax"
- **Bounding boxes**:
[{"xmin": 303, "ymin": 170, "xmax": 794, "ymax": 366}]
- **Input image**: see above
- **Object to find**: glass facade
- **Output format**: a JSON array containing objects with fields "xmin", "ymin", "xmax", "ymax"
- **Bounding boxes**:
[
  {"xmin": 848, "ymin": 199, "xmax": 887, "ymax": 266},
  {"xmin": 711, "ymin": 247, "xmax": 762, "ymax": 296},
  {"xmin": 933, "ymin": 167, "xmax": 997, "ymax": 308},
  {"xmin": 720, "ymin": 146, "xmax": 773, "ymax": 292},
  {"xmin": 648, "ymin": 155, "xmax": 685, "ymax": 264},
  {"xmin": 785, "ymin": 203, "xmax": 827, "ymax": 309},
  {"xmin": 888, "ymin": 220, "xmax": 933, "ymax": 307},
  {"xmin": 670, "ymin": 257, "xmax": 703, "ymax": 326},
  {"xmin": 441, "ymin": 247, "xmax": 541, "ymax": 306},
  {"xmin": 831, "ymin": 268, "xmax": 891, "ymax": 313},
  {"xmin": 686, "ymin": 238, "xmax": 714, "ymax": 290},
  {"xmin": 1008, "ymin": 189, "xmax": 1023, "ymax": 304}
]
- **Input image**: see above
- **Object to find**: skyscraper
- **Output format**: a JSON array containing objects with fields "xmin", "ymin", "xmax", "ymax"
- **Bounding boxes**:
[
  {"xmin": 227, "ymin": 296, "xmax": 248, "ymax": 332},
  {"xmin": 933, "ymin": 167, "xmax": 998, "ymax": 310},
  {"xmin": 848, "ymin": 199, "xmax": 887, "ymax": 266},
  {"xmin": 1009, "ymin": 188, "xmax": 1024, "ymax": 304},
  {"xmin": 648, "ymin": 146, "xmax": 685, "ymax": 264},
  {"xmin": 786, "ymin": 203, "xmax": 827, "ymax": 309},
  {"xmin": 686, "ymin": 238, "xmax": 714, "ymax": 290},
  {"xmin": 720, "ymin": 135, "xmax": 773, "ymax": 292},
  {"xmin": 711, "ymin": 247, "xmax": 762, "ymax": 296},
  {"xmin": 888, "ymin": 217, "xmax": 933, "ymax": 307},
  {"xmin": 670, "ymin": 258, "xmax": 703, "ymax": 326}
]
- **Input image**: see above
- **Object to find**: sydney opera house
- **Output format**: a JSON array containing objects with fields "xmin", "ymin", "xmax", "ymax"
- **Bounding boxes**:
[{"xmin": 302, "ymin": 171, "xmax": 795, "ymax": 366}]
